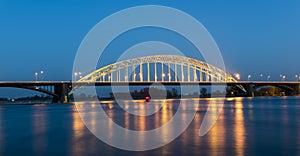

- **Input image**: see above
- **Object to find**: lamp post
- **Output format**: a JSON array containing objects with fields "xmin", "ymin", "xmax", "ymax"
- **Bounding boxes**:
[
  {"xmin": 267, "ymin": 75, "xmax": 271, "ymax": 81},
  {"xmin": 280, "ymin": 74, "xmax": 286, "ymax": 81},
  {"xmin": 74, "ymin": 72, "xmax": 78, "ymax": 81},
  {"xmin": 35, "ymin": 72, "xmax": 38, "ymax": 81},
  {"xmin": 295, "ymin": 75, "xmax": 298, "ymax": 82},
  {"xmin": 40, "ymin": 70, "xmax": 44, "ymax": 81},
  {"xmin": 282, "ymin": 75, "xmax": 286, "ymax": 81},
  {"xmin": 248, "ymin": 75, "xmax": 251, "ymax": 81},
  {"xmin": 260, "ymin": 74, "xmax": 263, "ymax": 81},
  {"xmin": 234, "ymin": 73, "xmax": 240, "ymax": 81},
  {"xmin": 78, "ymin": 72, "xmax": 82, "ymax": 80}
]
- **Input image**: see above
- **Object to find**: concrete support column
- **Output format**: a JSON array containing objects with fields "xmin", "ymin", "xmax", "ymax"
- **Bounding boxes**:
[
  {"xmin": 294, "ymin": 84, "xmax": 300, "ymax": 95},
  {"xmin": 53, "ymin": 83, "xmax": 69, "ymax": 103},
  {"xmin": 246, "ymin": 84, "xmax": 255, "ymax": 97}
]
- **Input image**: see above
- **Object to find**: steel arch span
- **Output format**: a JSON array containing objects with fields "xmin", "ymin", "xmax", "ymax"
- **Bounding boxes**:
[{"xmin": 78, "ymin": 55, "xmax": 237, "ymax": 83}]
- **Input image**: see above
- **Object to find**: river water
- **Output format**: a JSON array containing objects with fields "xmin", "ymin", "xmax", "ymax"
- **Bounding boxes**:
[{"xmin": 0, "ymin": 97, "xmax": 300, "ymax": 156}]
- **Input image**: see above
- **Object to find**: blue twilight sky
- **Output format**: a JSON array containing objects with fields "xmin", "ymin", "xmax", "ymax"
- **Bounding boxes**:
[{"xmin": 0, "ymin": 0, "xmax": 300, "ymax": 82}]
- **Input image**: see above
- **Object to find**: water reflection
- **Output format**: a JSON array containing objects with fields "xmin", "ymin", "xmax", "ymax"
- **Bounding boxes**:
[
  {"xmin": 0, "ymin": 107, "xmax": 3, "ymax": 154},
  {"xmin": 234, "ymin": 98, "xmax": 245, "ymax": 156},
  {"xmin": 206, "ymin": 99, "xmax": 226, "ymax": 156},
  {"xmin": 32, "ymin": 105, "xmax": 48, "ymax": 154},
  {"xmin": 1, "ymin": 97, "xmax": 300, "ymax": 155},
  {"xmin": 70, "ymin": 106, "xmax": 85, "ymax": 156},
  {"xmin": 74, "ymin": 98, "xmax": 248, "ymax": 155}
]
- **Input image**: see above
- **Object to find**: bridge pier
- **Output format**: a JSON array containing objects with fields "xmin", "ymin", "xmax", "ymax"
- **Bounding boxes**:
[
  {"xmin": 52, "ymin": 83, "xmax": 70, "ymax": 103},
  {"xmin": 245, "ymin": 84, "xmax": 255, "ymax": 97},
  {"xmin": 294, "ymin": 84, "xmax": 300, "ymax": 95}
]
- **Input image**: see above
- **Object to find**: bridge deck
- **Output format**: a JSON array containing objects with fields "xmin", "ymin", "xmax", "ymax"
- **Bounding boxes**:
[
  {"xmin": 0, "ymin": 81, "xmax": 298, "ymax": 103},
  {"xmin": 0, "ymin": 81, "xmax": 299, "ymax": 86}
]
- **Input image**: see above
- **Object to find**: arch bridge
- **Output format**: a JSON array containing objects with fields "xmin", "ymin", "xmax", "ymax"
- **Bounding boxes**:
[
  {"xmin": 1, "ymin": 55, "xmax": 298, "ymax": 103},
  {"xmin": 78, "ymin": 55, "xmax": 237, "ymax": 83}
]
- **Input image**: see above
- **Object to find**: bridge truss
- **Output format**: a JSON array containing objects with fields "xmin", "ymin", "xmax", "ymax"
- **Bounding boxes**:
[{"xmin": 78, "ymin": 55, "xmax": 237, "ymax": 83}]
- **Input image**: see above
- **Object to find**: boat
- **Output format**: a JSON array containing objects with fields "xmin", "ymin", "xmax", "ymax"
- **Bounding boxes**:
[{"xmin": 145, "ymin": 96, "xmax": 151, "ymax": 102}]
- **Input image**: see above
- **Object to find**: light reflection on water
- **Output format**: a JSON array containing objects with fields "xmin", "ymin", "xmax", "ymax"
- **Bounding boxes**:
[
  {"xmin": 234, "ymin": 98, "xmax": 245, "ymax": 156},
  {"xmin": 0, "ymin": 107, "xmax": 2, "ymax": 153},
  {"xmin": 0, "ymin": 97, "xmax": 300, "ymax": 155},
  {"xmin": 32, "ymin": 105, "xmax": 48, "ymax": 154}
]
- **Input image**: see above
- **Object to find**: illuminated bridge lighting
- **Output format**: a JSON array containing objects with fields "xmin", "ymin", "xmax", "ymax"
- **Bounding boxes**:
[{"xmin": 78, "ymin": 55, "xmax": 238, "ymax": 83}]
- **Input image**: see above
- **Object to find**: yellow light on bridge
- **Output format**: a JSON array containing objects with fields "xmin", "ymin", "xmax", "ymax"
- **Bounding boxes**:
[{"xmin": 234, "ymin": 73, "xmax": 240, "ymax": 80}]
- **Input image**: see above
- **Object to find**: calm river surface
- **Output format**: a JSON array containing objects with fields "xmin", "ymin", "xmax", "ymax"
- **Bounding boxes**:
[{"xmin": 1, "ymin": 97, "xmax": 300, "ymax": 156}]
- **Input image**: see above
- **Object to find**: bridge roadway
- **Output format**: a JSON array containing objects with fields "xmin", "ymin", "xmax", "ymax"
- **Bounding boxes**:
[
  {"xmin": 1, "ymin": 81, "xmax": 299, "ymax": 85},
  {"xmin": 0, "ymin": 81, "xmax": 299, "ymax": 103}
]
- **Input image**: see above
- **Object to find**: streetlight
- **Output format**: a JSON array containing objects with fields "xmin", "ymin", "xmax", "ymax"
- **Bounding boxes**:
[
  {"xmin": 35, "ymin": 72, "xmax": 38, "ymax": 81},
  {"xmin": 73, "ymin": 72, "xmax": 82, "ymax": 81},
  {"xmin": 295, "ymin": 75, "xmax": 298, "ymax": 81},
  {"xmin": 40, "ymin": 70, "xmax": 44, "ymax": 81},
  {"xmin": 267, "ymin": 75, "xmax": 271, "ymax": 81},
  {"xmin": 78, "ymin": 72, "xmax": 82, "ymax": 79},
  {"xmin": 74, "ymin": 72, "xmax": 78, "ymax": 81},
  {"xmin": 280, "ymin": 74, "xmax": 287, "ymax": 81},
  {"xmin": 248, "ymin": 75, "xmax": 251, "ymax": 81},
  {"xmin": 260, "ymin": 74, "xmax": 263, "ymax": 81},
  {"xmin": 234, "ymin": 73, "xmax": 240, "ymax": 81}
]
